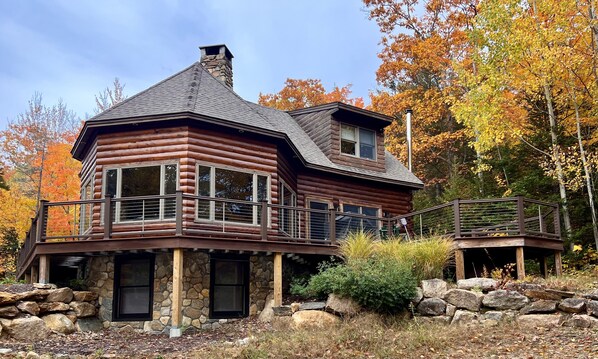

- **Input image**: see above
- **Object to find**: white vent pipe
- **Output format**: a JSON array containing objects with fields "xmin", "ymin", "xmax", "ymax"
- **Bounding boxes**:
[{"xmin": 406, "ymin": 109, "xmax": 413, "ymax": 172}]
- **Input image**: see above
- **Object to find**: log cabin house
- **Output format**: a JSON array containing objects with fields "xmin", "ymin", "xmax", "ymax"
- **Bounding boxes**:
[{"xmin": 16, "ymin": 44, "xmax": 423, "ymax": 336}]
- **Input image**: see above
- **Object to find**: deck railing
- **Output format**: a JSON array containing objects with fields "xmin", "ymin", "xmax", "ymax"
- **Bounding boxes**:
[
  {"xmin": 17, "ymin": 194, "xmax": 561, "ymax": 271},
  {"xmin": 391, "ymin": 197, "xmax": 561, "ymax": 241}
]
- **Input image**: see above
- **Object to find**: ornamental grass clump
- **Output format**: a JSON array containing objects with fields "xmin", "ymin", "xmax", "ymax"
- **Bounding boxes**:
[{"xmin": 339, "ymin": 230, "xmax": 378, "ymax": 263}]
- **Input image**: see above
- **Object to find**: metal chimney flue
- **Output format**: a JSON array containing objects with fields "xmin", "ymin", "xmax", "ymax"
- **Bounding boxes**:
[{"xmin": 405, "ymin": 109, "xmax": 413, "ymax": 172}]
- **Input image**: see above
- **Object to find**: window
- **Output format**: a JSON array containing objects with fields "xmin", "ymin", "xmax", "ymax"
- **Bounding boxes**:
[
  {"xmin": 113, "ymin": 255, "xmax": 154, "ymax": 321},
  {"xmin": 210, "ymin": 256, "xmax": 249, "ymax": 319},
  {"xmin": 337, "ymin": 204, "xmax": 380, "ymax": 238},
  {"xmin": 196, "ymin": 165, "xmax": 269, "ymax": 225},
  {"xmin": 80, "ymin": 176, "xmax": 93, "ymax": 234},
  {"xmin": 104, "ymin": 164, "xmax": 177, "ymax": 222},
  {"xmin": 308, "ymin": 200, "xmax": 329, "ymax": 241},
  {"xmin": 279, "ymin": 182, "xmax": 297, "ymax": 237},
  {"xmin": 340, "ymin": 124, "xmax": 376, "ymax": 160}
]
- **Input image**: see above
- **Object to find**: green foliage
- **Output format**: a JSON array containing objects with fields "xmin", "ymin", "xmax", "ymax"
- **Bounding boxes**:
[
  {"xmin": 563, "ymin": 246, "xmax": 598, "ymax": 271},
  {"xmin": 69, "ymin": 278, "xmax": 88, "ymax": 291},
  {"xmin": 0, "ymin": 226, "xmax": 20, "ymax": 276},
  {"xmin": 294, "ymin": 259, "xmax": 417, "ymax": 314}
]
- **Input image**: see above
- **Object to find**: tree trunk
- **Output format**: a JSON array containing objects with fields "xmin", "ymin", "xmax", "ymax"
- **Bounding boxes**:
[
  {"xmin": 572, "ymin": 90, "xmax": 598, "ymax": 249},
  {"xmin": 543, "ymin": 84, "xmax": 573, "ymax": 245}
]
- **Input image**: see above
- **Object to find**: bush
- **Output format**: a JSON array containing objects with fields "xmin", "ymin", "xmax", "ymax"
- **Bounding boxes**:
[{"xmin": 295, "ymin": 259, "xmax": 417, "ymax": 314}]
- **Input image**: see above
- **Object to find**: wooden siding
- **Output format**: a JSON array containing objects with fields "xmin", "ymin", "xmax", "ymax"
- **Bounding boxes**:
[
  {"xmin": 293, "ymin": 110, "xmax": 334, "ymax": 157},
  {"xmin": 297, "ymin": 170, "xmax": 412, "ymax": 217},
  {"xmin": 329, "ymin": 117, "xmax": 386, "ymax": 172}
]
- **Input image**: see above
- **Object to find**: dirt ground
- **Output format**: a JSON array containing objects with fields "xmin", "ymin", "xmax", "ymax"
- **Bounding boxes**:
[{"xmin": 0, "ymin": 318, "xmax": 597, "ymax": 358}]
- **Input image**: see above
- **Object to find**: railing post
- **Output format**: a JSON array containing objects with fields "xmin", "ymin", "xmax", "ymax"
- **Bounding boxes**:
[
  {"xmin": 35, "ymin": 200, "xmax": 48, "ymax": 242},
  {"xmin": 386, "ymin": 218, "xmax": 392, "ymax": 239},
  {"xmin": 104, "ymin": 195, "xmax": 113, "ymax": 240},
  {"xmin": 328, "ymin": 208, "xmax": 336, "ymax": 244},
  {"xmin": 517, "ymin": 196, "xmax": 526, "ymax": 236},
  {"xmin": 260, "ymin": 200, "xmax": 268, "ymax": 241},
  {"xmin": 554, "ymin": 204, "xmax": 561, "ymax": 238},
  {"xmin": 175, "ymin": 190, "xmax": 183, "ymax": 236},
  {"xmin": 453, "ymin": 199, "xmax": 461, "ymax": 238}
]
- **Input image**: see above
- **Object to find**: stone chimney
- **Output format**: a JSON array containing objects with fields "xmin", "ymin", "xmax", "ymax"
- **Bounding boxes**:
[{"xmin": 199, "ymin": 44, "xmax": 234, "ymax": 88}]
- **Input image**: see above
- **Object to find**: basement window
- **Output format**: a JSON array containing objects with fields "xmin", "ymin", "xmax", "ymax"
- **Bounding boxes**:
[
  {"xmin": 113, "ymin": 254, "xmax": 154, "ymax": 321},
  {"xmin": 340, "ymin": 124, "xmax": 376, "ymax": 160}
]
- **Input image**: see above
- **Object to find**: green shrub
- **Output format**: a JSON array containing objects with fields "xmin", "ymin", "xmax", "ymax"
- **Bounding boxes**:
[{"xmin": 296, "ymin": 259, "xmax": 417, "ymax": 313}]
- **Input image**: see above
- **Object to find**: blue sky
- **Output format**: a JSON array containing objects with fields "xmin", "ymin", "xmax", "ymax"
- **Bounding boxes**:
[{"xmin": 0, "ymin": 0, "xmax": 382, "ymax": 128}]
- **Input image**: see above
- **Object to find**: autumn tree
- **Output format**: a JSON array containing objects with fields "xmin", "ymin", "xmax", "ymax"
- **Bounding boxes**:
[
  {"xmin": 364, "ymin": 0, "xmax": 479, "ymax": 199},
  {"xmin": 258, "ymin": 78, "xmax": 364, "ymax": 111}
]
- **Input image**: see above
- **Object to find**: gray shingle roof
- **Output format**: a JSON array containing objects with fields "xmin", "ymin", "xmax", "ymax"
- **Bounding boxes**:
[{"xmin": 88, "ymin": 62, "xmax": 423, "ymax": 188}]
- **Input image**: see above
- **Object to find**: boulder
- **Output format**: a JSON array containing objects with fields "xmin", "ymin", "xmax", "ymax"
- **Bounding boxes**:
[
  {"xmin": 46, "ymin": 288, "xmax": 73, "ymax": 303},
  {"xmin": 325, "ymin": 294, "xmax": 361, "ymax": 317},
  {"xmin": 0, "ymin": 293, "xmax": 20, "ymax": 306},
  {"xmin": 450, "ymin": 310, "xmax": 479, "ymax": 325},
  {"xmin": 272, "ymin": 306, "xmax": 293, "ymax": 317},
  {"xmin": 42, "ymin": 314, "xmax": 75, "ymax": 334},
  {"xmin": 19, "ymin": 290, "xmax": 48, "ymax": 302},
  {"xmin": 583, "ymin": 289, "xmax": 598, "ymax": 300},
  {"xmin": 558, "ymin": 298, "xmax": 586, "ymax": 314},
  {"xmin": 73, "ymin": 291, "xmax": 98, "ymax": 302},
  {"xmin": 0, "ymin": 306, "xmax": 19, "ymax": 318},
  {"xmin": 482, "ymin": 290, "xmax": 529, "ymax": 310},
  {"xmin": 445, "ymin": 304, "xmax": 456, "ymax": 317},
  {"xmin": 291, "ymin": 310, "xmax": 340, "ymax": 328},
  {"xmin": 415, "ymin": 316, "xmax": 451, "ymax": 325},
  {"xmin": 525, "ymin": 290, "xmax": 563, "ymax": 301},
  {"xmin": 517, "ymin": 314, "xmax": 561, "ymax": 328},
  {"xmin": 258, "ymin": 299, "xmax": 274, "ymax": 323},
  {"xmin": 421, "ymin": 279, "xmax": 447, "ymax": 298},
  {"xmin": 411, "ymin": 287, "xmax": 423, "ymax": 305},
  {"xmin": 16, "ymin": 301, "xmax": 40, "ymax": 316},
  {"xmin": 483, "ymin": 311, "xmax": 504, "ymax": 322},
  {"xmin": 587, "ymin": 300, "xmax": 598, "ymax": 317},
  {"xmin": 457, "ymin": 278, "xmax": 497, "ymax": 292},
  {"xmin": 32, "ymin": 283, "xmax": 56, "ymax": 290},
  {"xmin": 444, "ymin": 289, "xmax": 484, "ymax": 312},
  {"xmin": 417, "ymin": 298, "xmax": 447, "ymax": 316},
  {"xmin": 290, "ymin": 303, "xmax": 301, "ymax": 313},
  {"xmin": 75, "ymin": 317, "xmax": 104, "ymax": 332},
  {"xmin": 563, "ymin": 314, "xmax": 598, "ymax": 328},
  {"xmin": 520, "ymin": 300, "xmax": 558, "ymax": 315},
  {"xmin": 39, "ymin": 302, "xmax": 70, "ymax": 313},
  {"xmin": 299, "ymin": 302, "xmax": 326, "ymax": 311},
  {"xmin": 5, "ymin": 317, "xmax": 51, "ymax": 341}
]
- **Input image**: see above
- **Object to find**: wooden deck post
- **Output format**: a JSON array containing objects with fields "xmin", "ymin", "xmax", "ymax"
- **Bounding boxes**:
[
  {"xmin": 455, "ymin": 249, "xmax": 465, "ymax": 280},
  {"xmin": 175, "ymin": 190, "xmax": 183, "ymax": 236},
  {"xmin": 453, "ymin": 199, "xmax": 461, "ymax": 238},
  {"xmin": 554, "ymin": 250, "xmax": 562, "ymax": 276},
  {"xmin": 516, "ymin": 247, "xmax": 525, "ymax": 280},
  {"xmin": 328, "ymin": 209, "xmax": 336, "ymax": 244},
  {"xmin": 104, "ymin": 196, "xmax": 113, "ymax": 240},
  {"xmin": 260, "ymin": 200, "xmax": 268, "ymax": 241},
  {"xmin": 170, "ymin": 248, "xmax": 184, "ymax": 338},
  {"xmin": 24, "ymin": 273, "xmax": 31, "ymax": 283},
  {"xmin": 539, "ymin": 256, "xmax": 549, "ymax": 278},
  {"xmin": 38, "ymin": 255, "xmax": 50, "ymax": 284},
  {"xmin": 31, "ymin": 266, "xmax": 39, "ymax": 284},
  {"xmin": 273, "ymin": 252, "xmax": 283, "ymax": 307}
]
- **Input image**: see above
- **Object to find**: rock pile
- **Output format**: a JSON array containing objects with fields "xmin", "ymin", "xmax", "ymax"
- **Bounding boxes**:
[
  {"xmin": 413, "ymin": 278, "xmax": 598, "ymax": 328},
  {"xmin": 0, "ymin": 284, "xmax": 100, "ymax": 341}
]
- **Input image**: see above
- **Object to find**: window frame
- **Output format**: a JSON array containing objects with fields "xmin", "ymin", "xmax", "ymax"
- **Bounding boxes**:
[
  {"xmin": 279, "ymin": 180, "xmax": 297, "ymax": 237},
  {"xmin": 195, "ymin": 162, "xmax": 271, "ymax": 226},
  {"xmin": 339, "ymin": 201, "xmax": 382, "ymax": 236},
  {"xmin": 209, "ymin": 255, "xmax": 250, "ymax": 319},
  {"xmin": 102, "ymin": 162, "xmax": 179, "ymax": 224},
  {"xmin": 79, "ymin": 175, "xmax": 94, "ymax": 234},
  {"xmin": 340, "ymin": 123, "xmax": 377, "ymax": 160},
  {"xmin": 112, "ymin": 254, "xmax": 155, "ymax": 322}
]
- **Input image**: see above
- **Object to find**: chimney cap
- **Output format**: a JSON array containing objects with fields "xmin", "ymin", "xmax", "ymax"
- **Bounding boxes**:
[{"xmin": 199, "ymin": 44, "xmax": 234, "ymax": 60}]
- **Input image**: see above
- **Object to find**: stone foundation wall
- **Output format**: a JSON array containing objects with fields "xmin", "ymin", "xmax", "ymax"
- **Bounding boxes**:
[{"xmin": 86, "ymin": 251, "xmax": 273, "ymax": 333}]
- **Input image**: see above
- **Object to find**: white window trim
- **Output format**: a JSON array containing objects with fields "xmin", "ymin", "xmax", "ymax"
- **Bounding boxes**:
[
  {"xmin": 195, "ymin": 163, "xmax": 271, "ymax": 227},
  {"xmin": 340, "ymin": 123, "xmax": 377, "ymax": 160},
  {"xmin": 102, "ymin": 162, "xmax": 179, "ymax": 224},
  {"xmin": 279, "ymin": 180, "xmax": 297, "ymax": 237}
]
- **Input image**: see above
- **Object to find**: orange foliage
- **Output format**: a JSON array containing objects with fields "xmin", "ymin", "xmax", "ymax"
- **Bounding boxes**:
[{"xmin": 258, "ymin": 78, "xmax": 364, "ymax": 111}]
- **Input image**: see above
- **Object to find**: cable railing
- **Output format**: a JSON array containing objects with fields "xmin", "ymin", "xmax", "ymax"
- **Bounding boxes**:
[{"xmin": 17, "ymin": 194, "xmax": 562, "ymax": 273}]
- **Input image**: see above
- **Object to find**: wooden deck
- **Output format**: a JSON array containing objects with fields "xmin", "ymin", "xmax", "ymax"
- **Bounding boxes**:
[{"xmin": 16, "ymin": 194, "xmax": 563, "ymax": 279}]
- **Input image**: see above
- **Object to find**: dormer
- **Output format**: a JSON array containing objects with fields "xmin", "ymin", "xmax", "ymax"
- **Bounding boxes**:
[{"xmin": 289, "ymin": 102, "xmax": 393, "ymax": 172}]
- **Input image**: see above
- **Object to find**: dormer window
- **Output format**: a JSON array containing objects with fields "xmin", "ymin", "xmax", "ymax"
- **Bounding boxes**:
[{"xmin": 340, "ymin": 124, "xmax": 376, "ymax": 160}]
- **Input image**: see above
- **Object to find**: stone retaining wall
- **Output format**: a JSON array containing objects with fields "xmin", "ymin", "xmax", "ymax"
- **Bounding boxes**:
[
  {"xmin": 412, "ymin": 278, "xmax": 598, "ymax": 328},
  {"xmin": 0, "ymin": 284, "xmax": 101, "ymax": 341}
]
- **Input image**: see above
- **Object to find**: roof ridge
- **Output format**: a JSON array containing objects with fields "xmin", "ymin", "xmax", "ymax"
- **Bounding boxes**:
[
  {"xmin": 88, "ymin": 62, "xmax": 198, "ymax": 122},
  {"xmin": 186, "ymin": 63, "xmax": 202, "ymax": 111}
]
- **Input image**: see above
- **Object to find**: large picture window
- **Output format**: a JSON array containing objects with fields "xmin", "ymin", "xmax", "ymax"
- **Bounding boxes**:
[
  {"xmin": 337, "ymin": 204, "xmax": 380, "ymax": 238},
  {"xmin": 113, "ymin": 255, "xmax": 154, "ymax": 321},
  {"xmin": 196, "ymin": 165, "xmax": 269, "ymax": 225},
  {"xmin": 80, "ymin": 176, "xmax": 93, "ymax": 234},
  {"xmin": 340, "ymin": 124, "xmax": 376, "ymax": 160},
  {"xmin": 104, "ymin": 163, "xmax": 178, "ymax": 222}
]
